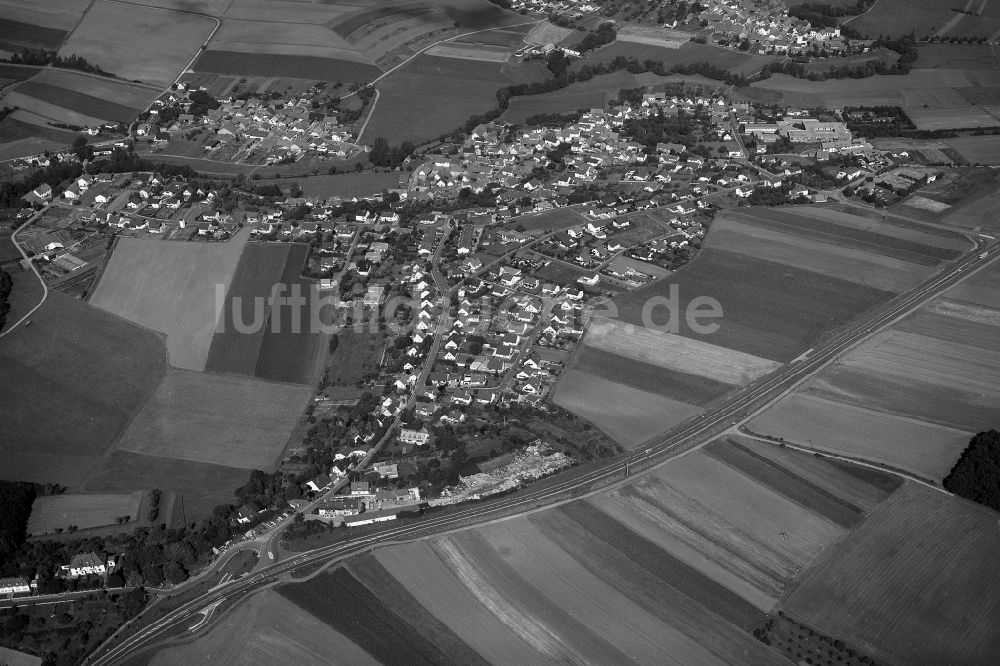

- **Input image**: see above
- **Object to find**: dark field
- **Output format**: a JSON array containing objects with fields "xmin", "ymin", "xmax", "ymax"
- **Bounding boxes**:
[
  {"xmin": 0, "ymin": 19, "xmax": 66, "ymax": 51},
  {"xmin": 16, "ymin": 80, "xmax": 143, "ymax": 122},
  {"xmin": 204, "ymin": 242, "xmax": 291, "ymax": 377},
  {"xmin": 572, "ymin": 40, "xmax": 780, "ymax": 76},
  {"xmin": 254, "ymin": 243, "xmax": 326, "ymax": 385},
  {"xmin": 454, "ymin": 26, "xmax": 530, "ymax": 47},
  {"xmin": 574, "ymin": 345, "xmax": 732, "ymax": 406},
  {"xmin": 0, "ymin": 64, "xmax": 42, "ymax": 81},
  {"xmin": 0, "ymin": 231, "xmax": 20, "ymax": 263},
  {"xmin": 0, "ymin": 292, "xmax": 166, "ymax": 464},
  {"xmin": 614, "ymin": 248, "xmax": 894, "ymax": 362},
  {"xmin": 804, "ymin": 362, "xmax": 1000, "ymax": 433},
  {"xmin": 277, "ymin": 567, "xmax": 453, "ymax": 665},
  {"xmin": 84, "ymin": 450, "xmax": 250, "ymax": 523},
  {"xmin": 346, "ymin": 555, "xmax": 489, "ymax": 666},
  {"xmin": 195, "ymin": 51, "xmax": 382, "ymax": 83},
  {"xmin": 704, "ymin": 439, "xmax": 865, "ymax": 529},
  {"xmin": 364, "ymin": 55, "xmax": 548, "ymax": 144},
  {"xmin": 552, "ymin": 500, "xmax": 766, "ymax": 631}
]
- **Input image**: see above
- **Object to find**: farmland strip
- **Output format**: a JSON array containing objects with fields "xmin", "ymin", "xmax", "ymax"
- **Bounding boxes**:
[
  {"xmin": 276, "ymin": 567, "xmax": 451, "ymax": 666},
  {"xmin": 556, "ymin": 501, "xmax": 763, "ymax": 629},
  {"xmin": 346, "ymin": 554, "xmax": 489, "ymax": 666},
  {"xmin": 432, "ymin": 539, "xmax": 582, "ymax": 664},
  {"xmin": 574, "ymin": 345, "xmax": 733, "ymax": 406},
  {"xmin": 705, "ymin": 438, "xmax": 865, "ymax": 528},
  {"xmin": 529, "ymin": 511, "xmax": 780, "ymax": 659},
  {"xmin": 729, "ymin": 209, "xmax": 956, "ymax": 265}
]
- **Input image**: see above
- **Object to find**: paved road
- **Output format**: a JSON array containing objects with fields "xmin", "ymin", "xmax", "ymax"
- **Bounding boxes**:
[
  {"xmin": 87, "ymin": 238, "xmax": 998, "ymax": 665},
  {"xmin": 0, "ymin": 210, "xmax": 50, "ymax": 339}
]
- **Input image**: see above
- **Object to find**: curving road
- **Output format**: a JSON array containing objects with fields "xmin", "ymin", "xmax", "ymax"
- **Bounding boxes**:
[{"xmin": 87, "ymin": 239, "xmax": 998, "ymax": 665}]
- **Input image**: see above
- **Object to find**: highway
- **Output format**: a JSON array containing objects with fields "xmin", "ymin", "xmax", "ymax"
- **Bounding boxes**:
[{"xmin": 87, "ymin": 238, "xmax": 998, "ymax": 665}]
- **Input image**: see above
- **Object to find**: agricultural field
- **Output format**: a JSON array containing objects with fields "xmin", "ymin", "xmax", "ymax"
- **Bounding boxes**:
[
  {"xmin": 905, "ymin": 106, "xmax": 1000, "ymax": 130},
  {"xmin": 916, "ymin": 43, "xmax": 997, "ymax": 70},
  {"xmin": 0, "ymin": 0, "xmax": 89, "ymax": 33},
  {"xmin": 507, "ymin": 206, "xmax": 587, "ymax": 233},
  {"xmin": 0, "ymin": 646, "xmax": 39, "ymax": 666},
  {"xmin": 204, "ymin": 242, "xmax": 292, "ymax": 378},
  {"xmin": 455, "ymin": 24, "xmax": 532, "ymax": 47},
  {"xmin": 0, "ymin": 90, "xmax": 108, "ymax": 130},
  {"xmin": 550, "ymin": 370, "xmax": 703, "ymax": 448},
  {"xmin": 0, "ymin": 19, "xmax": 66, "ymax": 52},
  {"xmin": 501, "ymin": 70, "xmax": 639, "ymax": 123},
  {"xmin": 26, "ymin": 493, "xmax": 142, "ymax": 536},
  {"xmin": 782, "ymin": 482, "xmax": 1000, "ymax": 665},
  {"xmin": 552, "ymin": 204, "xmax": 967, "ymax": 447},
  {"xmin": 89, "ymin": 230, "xmax": 249, "ymax": 372},
  {"xmin": 523, "ymin": 20, "xmax": 573, "ymax": 46},
  {"xmin": 944, "ymin": 134, "xmax": 1000, "ymax": 164},
  {"xmin": 13, "ymin": 80, "xmax": 145, "ymax": 123},
  {"xmin": 254, "ymin": 171, "xmax": 404, "ymax": 198},
  {"xmin": 170, "ymin": 438, "xmax": 921, "ymax": 663},
  {"xmin": 749, "ymin": 257, "xmax": 1000, "ymax": 482},
  {"xmin": 252, "ymin": 243, "xmax": 328, "ymax": 385},
  {"xmin": 0, "ymin": 291, "xmax": 166, "ymax": 487},
  {"xmin": 425, "ymin": 42, "xmax": 512, "ymax": 62},
  {"xmin": 747, "ymin": 392, "xmax": 974, "ymax": 481},
  {"xmin": 0, "ymin": 114, "xmax": 78, "ymax": 160},
  {"xmin": 574, "ymin": 40, "xmax": 780, "ymax": 76},
  {"xmin": 150, "ymin": 590, "xmax": 378, "ymax": 666},
  {"xmin": 83, "ymin": 450, "xmax": 251, "ymax": 524},
  {"xmin": 364, "ymin": 55, "xmax": 547, "ymax": 145},
  {"xmin": 850, "ymin": 0, "xmax": 1000, "ymax": 40},
  {"xmin": 748, "ymin": 70, "xmax": 1000, "ymax": 110},
  {"xmin": 709, "ymin": 214, "xmax": 930, "ymax": 292},
  {"xmin": 194, "ymin": 51, "xmax": 381, "ymax": 84},
  {"xmin": 114, "ymin": 367, "xmax": 311, "ymax": 470},
  {"xmin": 57, "ymin": 0, "xmax": 217, "ymax": 87},
  {"xmin": 584, "ymin": 318, "xmax": 782, "ymax": 386}
]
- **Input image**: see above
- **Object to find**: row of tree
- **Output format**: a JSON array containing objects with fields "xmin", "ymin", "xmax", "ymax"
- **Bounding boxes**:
[{"xmin": 3, "ymin": 49, "xmax": 113, "ymax": 77}]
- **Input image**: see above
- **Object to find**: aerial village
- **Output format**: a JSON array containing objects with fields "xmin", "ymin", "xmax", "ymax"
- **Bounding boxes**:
[{"xmin": 13, "ymin": 84, "xmax": 942, "ymax": 530}]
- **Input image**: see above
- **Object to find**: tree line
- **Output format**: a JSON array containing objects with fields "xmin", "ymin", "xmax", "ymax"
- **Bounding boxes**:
[{"xmin": 3, "ymin": 49, "xmax": 114, "ymax": 78}]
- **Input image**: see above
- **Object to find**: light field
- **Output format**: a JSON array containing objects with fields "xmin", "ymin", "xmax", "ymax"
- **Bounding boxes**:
[
  {"xmin": 0, "ymin": 90, "xmax": 108, "ymax": 128},
  {"xmin": 58, "ymin": 0, "xmax": 216, "ymax": 86},
  {"xmin": 616, "ymin": 25, "xmax": 689, "ymax": 48},
  {"xmin": 590, "ymin": 450, "xmax": 847, "ymax": 609},
  {"xmin": 783, "ymin": 482, "xmax": 1000, "ymax": 665},
  {"xmin": 748, "ymin": 392, "xmax": 973, "ymax": 481},
  {"xmin": 551, "ymin": 369, "xmax": 702, "ymax": 448},
  {"xmin": 944, "ymin": 135, "xmax": 1000, "ymax": 164},
  {"xmin": 524, "ymin": 21, "xmax": 572, "ymax": 46},
  {"xmin": 584, "ymin": 318, "xmax": 781, "ymax": 385},
  {"xmin": 710, "ymin": 215, "xmax": 929, "ymax": 292},
  {"xmin": 425, "ymin": 42, "xmax": 511, "ymax": 62},
  {"xmin": 905, "ymin": 106, "xmax": 1000, "ymax": 131},
  {"xmin": 27, "ymin": 493, "xmax": 142, "ymax": 535},
  {"xmin": 89, "ymin": 230, "xmax": 249, "ymax": 371},
  {"xmin": 150, "ymin": 590, "xmax": 377, "ymax": 666},
  {"xmin": 115, "ymin": 368, "xmax": 311, "ymax": 470}
]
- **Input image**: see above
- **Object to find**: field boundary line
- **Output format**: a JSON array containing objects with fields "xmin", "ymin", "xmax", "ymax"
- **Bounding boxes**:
[
  {"xmin": 355, "ymin": 87, "xmax": 380, "ymax": 144},
  {"xmin": 0, "ymin": 212, "xmax": 49, "ymax": 339},
  {"xmin": 843, "ymin": 0, "xmax": 884, "ymax": 24},
  {"xmin": 736, "ymin": 431, "xmax": 952, "ymax": 496},
  {"xmin": 344, "ymin": 19, "xmax": 544, "ymax": 98}
]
